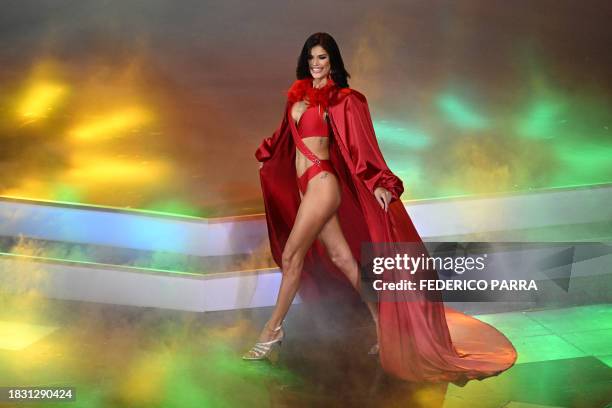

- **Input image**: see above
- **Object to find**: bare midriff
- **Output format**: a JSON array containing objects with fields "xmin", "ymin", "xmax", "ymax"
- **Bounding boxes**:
[{"xmin": 295, "ymin": 137, "xmax": 329, "ymax": 178}]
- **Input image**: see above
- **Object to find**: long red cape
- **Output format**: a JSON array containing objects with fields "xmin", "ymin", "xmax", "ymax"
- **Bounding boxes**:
[{"xmin": 255, "ymin": 84, "xmax": 517, "ymax": 384}]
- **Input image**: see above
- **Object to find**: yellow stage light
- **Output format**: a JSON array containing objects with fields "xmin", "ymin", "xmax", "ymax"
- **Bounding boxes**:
[
  {"xmin": 66, "ymin": 156, "xmax": 168, "ymax": 184},
  {"xmin": 0, "ymin": 320, "xmax": 57, "ymax": 351},
  {"xmin": 70, "ymin": 107, "xmax": 151, "ymax": 141},
  {"xmin": 17, "ymin": 81, "xmax": 67, "ymax": 121}
]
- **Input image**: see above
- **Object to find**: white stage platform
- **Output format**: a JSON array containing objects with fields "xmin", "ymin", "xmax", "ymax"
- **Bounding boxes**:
[{"xmin": 1, "ymin": 183, "xmax": 611, "ymax": 313}]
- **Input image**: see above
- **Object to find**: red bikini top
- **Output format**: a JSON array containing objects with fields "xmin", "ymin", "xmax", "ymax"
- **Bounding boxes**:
[
  {"xmin": 287, "ymin": 77, "xmax": 337, "ymax": 139},
  {"xmin": 297, "ymin": 105, "xmax": 329, "ymax": 138}
]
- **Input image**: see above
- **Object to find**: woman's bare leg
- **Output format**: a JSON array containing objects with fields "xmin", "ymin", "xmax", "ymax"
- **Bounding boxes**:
[
  {"xmin": 317, "ymin": 214, "xmax": 380, "ymax": 337},
  {"xmin": 254, "ymin": 172, "xmax": 341, "ymax": 343}
]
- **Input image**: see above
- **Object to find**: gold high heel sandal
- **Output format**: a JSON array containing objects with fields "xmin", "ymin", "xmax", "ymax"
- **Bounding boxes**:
[{"xmin": 242, "ymin": 324, "xmax": 284, "ymax": 360}]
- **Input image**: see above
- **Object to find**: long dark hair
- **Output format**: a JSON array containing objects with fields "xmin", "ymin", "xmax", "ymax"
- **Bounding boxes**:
[{"xmin": 296, "ymin": 32, "xmax": 351, "ymax": 88}]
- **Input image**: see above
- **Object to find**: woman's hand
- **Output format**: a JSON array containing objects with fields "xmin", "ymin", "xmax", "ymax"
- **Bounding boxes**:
[
  {"xmin": 258, "ymin": 161, "xmax": 263, "ymax": 169},
  {"xmin": 374, "ymin": 186, "xmax": 392, "ymax": 212}
]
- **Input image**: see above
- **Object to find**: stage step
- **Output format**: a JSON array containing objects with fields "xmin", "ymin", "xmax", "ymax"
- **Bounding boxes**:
[{"xmin": 1, "ymin": 183, "xmax": 610, "ymax": 313}]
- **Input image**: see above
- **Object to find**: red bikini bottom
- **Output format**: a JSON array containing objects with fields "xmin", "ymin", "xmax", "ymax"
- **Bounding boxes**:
[{"xmin": 297, "ymin": 159, "xmax": 336, "ymax": 195}]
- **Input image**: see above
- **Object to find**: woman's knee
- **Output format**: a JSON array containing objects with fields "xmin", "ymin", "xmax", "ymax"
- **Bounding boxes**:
[
  {"xmin": 281, "ymin": 247, "xmax": 304, "ymax": 279},
  {"xmin": 329, "ymin": 250, "xmax": 355, "ymax": 272}
]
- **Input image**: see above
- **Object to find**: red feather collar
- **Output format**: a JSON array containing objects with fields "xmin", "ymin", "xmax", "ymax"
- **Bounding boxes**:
[{"xmin": 287, "ymin": 77, "xmax": 338, "ymax": 112}]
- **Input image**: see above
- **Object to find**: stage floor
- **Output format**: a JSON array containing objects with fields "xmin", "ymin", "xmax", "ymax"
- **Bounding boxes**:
[{"xmin": 0, "ymin": 294, "xmax": 611, "ymax": 408}]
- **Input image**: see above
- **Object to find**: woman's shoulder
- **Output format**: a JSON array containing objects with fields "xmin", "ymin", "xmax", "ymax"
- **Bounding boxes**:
[
  {"xmin": 338, "ymin": 87, "xmax": 365, "ymax": 99},
  {"xmin": 331, "ymin": 86, "xmax": 367, "ymax": 106},
  {"xmin": 286, "ymin": 78, "xmax": 311, "ymax": 103}
]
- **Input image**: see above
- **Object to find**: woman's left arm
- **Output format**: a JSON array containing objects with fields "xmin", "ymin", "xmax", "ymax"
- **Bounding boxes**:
[{"xmin": 343, "ymin": 92, "xmax": 404, "ymax": 205}]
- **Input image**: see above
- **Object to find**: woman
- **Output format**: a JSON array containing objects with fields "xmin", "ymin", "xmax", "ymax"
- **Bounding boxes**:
[{"xmin": 245, "ymin": 32, "xmax": 517, "ymax": 385}]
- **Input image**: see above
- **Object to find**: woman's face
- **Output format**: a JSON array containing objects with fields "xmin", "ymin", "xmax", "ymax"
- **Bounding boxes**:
[{"xmin": 308, "ymin": 45, "xmax": 331, "ymax": 80}]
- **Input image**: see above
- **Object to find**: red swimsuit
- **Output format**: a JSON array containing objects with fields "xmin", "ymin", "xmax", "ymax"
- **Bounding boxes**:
[
  {"xmin": 289, "ymin": 104, "xmax": 337, "ymax": 195},
  {"xmin": 297, "ymin": 104, "xmax": 329, "ymax": 137},
  {"xmin": 286, "ymin": 77, "xmax": 339, "ymax": 195}
]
